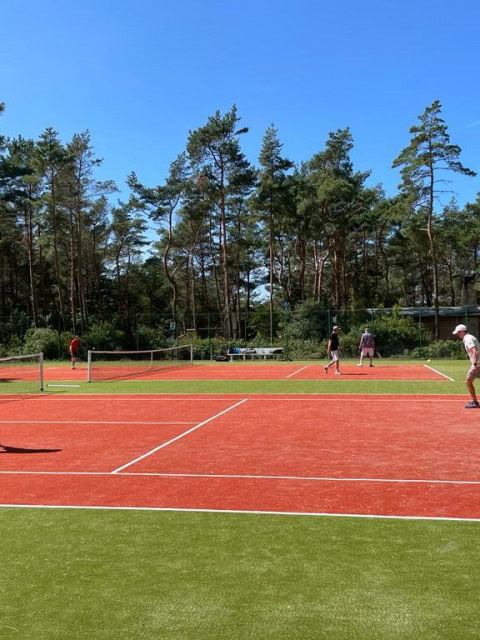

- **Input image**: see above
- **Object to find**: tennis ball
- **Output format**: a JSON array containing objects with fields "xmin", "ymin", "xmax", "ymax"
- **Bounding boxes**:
[{"xmin": 427, "ymin": 359, "xmax": 431, "ymax": 362}]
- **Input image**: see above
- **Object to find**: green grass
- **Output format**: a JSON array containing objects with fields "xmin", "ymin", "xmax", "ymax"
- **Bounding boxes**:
[
  {"xmin": 1, "ymin": 359, "xmax": 477, "ymax": 638},
  {"xmin": 0, "ymin": 509, "xmax": 478, "ymax": 639}
]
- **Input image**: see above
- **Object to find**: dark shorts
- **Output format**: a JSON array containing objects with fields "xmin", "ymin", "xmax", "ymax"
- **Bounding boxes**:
[{"xmin": 466, "ymin": 365, "xmax": 480, "ymax": 381}]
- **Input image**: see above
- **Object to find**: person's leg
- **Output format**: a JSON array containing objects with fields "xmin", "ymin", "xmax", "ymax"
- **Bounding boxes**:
[
  {"xmin": 369, "ymin": 351, "xmax": 374, "ymax": 367},
  {"xmin": 467, "ymin": 379, "xmax": 477, "ymax": 399},
  {"xmin": 465, "ymin": 368, "xmax": 480, "ymax": 407},
  {"xmin": 333, "ymin": 353, "xmax": 341, "ymax": 374},
  {"xmin": 357, "ymin": 352, "xmax": 363, "ymax": 367}
]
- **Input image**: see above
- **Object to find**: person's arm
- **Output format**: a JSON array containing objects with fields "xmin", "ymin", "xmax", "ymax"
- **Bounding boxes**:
[
  {"xmin": 359, "ymin": 338, "xmax": 363, "ymax": 350},
  {"xmin": 326, "ymin": 339, "xmax": 332, "ymax": 355},
  {"xmin": 472, "ymin": 347, "xmax": 479, "ymax": 366}
]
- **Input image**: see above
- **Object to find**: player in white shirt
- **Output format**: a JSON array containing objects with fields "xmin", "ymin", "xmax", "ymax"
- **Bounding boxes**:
[{"xmin": 453, "ymin": 324, "xmax": 480, "ymax": 408}]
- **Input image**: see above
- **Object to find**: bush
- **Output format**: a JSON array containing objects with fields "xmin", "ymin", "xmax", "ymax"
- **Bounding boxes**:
[
  {"xmin": 23, "ymin": 328, "xmax": 61, "ymax": 360},
  {"xmin": 82, "ymin": 322, "xmax": 125, "ymax": 352},
  {"xmin": 410, "ymin": 340, "xmax": 465, "ymax": 359}
]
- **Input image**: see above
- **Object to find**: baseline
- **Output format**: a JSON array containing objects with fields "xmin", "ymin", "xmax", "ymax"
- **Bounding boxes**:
[{"xmin": 1, "ymin": 504, "xmax": 479, "ymax": 523}]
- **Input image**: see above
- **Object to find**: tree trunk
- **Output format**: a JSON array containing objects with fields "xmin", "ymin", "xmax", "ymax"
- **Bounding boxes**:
[
  {"xmin": 24, "ymin": 196, "xmax": 37, "ymax": 326},
  {"xmin": 428, "ymin": 163, "xmax": 440, "ymax": 339},
  {"xmin": 269, "ymin": 203, "xmax": 274, "ymax": 342},
  {"xmin": 219, "ymin": 165, "xmax": 231, "ymax": 338},
  {"xmin": 69, "ymin": 208, "xmax": 77, "ymax": 333}
]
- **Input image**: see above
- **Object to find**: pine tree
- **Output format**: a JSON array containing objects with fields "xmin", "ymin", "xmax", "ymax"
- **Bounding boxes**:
[{"xmin": 393, "ymin": 100, "xmax": 476, "ymax": 337}]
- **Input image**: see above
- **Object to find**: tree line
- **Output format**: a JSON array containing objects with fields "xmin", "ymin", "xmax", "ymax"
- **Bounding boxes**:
[{"xmin": 0, "ymin": 99, "xmax": 478, "ymax": 343}]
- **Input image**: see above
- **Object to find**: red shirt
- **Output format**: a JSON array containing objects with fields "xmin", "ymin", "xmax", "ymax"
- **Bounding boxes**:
[{"xmin": 70, "ymin": 338, "xmax": 80, "ymax": 352}]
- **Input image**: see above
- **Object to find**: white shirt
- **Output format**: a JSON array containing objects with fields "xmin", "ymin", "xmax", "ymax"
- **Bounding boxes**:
[{"xmin": 463, "ymin": 333, "xmax": 480, "ymax": 364}]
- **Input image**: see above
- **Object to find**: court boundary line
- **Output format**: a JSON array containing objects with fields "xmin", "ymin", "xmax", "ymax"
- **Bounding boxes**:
[
  {"xmin": 1, "ymin": 470, "xmax": 479, "ymax": 485},
  {"xmin": 0, "ymin": 393, "xmax": 469, "ymax": 398},
  {"xmin": 110, "ymin": 398, "xmax": 248, "ymax": 474},
  {"xmin": 423, "ymin": 364, "xmax": 455, "ymax": 381},
  {"xmin": 84, "ymin": 377, "xmax": 450, "ymax": 382},
  {"xmin": 0, "ymin": 503, "xmax": 478, "ymax": 522}
]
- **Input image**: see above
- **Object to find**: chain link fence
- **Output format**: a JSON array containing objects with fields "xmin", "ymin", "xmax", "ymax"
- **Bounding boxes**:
[{"xmin": 0, "ymin": 306, "xmax": 478, "ymax": 360}]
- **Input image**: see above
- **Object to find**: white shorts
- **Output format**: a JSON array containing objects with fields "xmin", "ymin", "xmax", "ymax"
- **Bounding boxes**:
[
  {"xmin": 466, "ymin": 364, "xmax": 480, "ymax": 381},
  {"xmin": 330, "ymin": 350, "xmax": 339, "ymax": 362},
  {"xmin": 362, "ymin": 348, "xmax": 374, "ymax": 357}
]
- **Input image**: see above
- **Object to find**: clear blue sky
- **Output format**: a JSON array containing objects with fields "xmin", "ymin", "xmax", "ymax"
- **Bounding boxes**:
[{"xmin": 1, "ymin": 0, "xmax": 479, "ymax": 208}]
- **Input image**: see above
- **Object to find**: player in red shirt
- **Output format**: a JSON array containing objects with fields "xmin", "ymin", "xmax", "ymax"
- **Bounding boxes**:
[{"xmin": 69, "ymin": 336, "xmax": 80, "ymax": 369}]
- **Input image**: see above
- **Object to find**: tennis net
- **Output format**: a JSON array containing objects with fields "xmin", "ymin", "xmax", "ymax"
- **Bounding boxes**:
[
  {"xmin": 87, "ymin": 345, "xmax": 194, "ymax": 382},
  {"xmin": 0, "ymin": 353, "xmax": 44, "ymax": 393}
]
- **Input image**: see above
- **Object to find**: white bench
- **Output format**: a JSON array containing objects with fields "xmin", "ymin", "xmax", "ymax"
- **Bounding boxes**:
[{"xmin": 228, "ymin": 349, "xmax": 283, "ymax": 361}]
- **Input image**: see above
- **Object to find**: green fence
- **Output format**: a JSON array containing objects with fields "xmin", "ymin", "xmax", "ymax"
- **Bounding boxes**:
[{"xmin": 0, "ymin": 306, "xmax": 477, "ymax": 360}]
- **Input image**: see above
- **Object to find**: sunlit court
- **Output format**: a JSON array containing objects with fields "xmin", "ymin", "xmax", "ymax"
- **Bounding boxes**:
[
  {"xmin": 0, "ymin": 359, "xmax": 453, "ymax": 382},
  {"xmin": 2, "ymin": 0, "xmax": 480, "ymax": 637},
  {"xmin": 1, "ymin": 384, "xmax": 478, "ymax": 519}
]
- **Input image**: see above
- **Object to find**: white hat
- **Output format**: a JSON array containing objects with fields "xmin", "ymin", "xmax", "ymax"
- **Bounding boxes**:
[
  {"xmin": 453, "ymin": 324, "xmax": 468, "ymax": 335},
  {"xmin": 332, "ymin": 325, "xmax": 341, "ymax": 331}
]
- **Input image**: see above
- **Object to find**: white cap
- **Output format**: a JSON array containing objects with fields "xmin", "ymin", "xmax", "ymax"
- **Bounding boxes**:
[
  {"xmin": 453, "ymin": 324, "xmax": 467, "ymax": 335},
  {"xmin": 332, "ymin": 325, "xmax": 341, "ymax": 331}
]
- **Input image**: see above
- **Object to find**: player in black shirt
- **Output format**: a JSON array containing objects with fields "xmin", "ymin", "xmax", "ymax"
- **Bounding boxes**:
[{"xmin": 323, "ymin": 326, "xmax": 342, "ymax": 375}]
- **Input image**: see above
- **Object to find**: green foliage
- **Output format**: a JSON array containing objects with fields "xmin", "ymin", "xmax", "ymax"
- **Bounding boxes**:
[
  {"xmin": 82, "ymin": 322, "xmax": 125, "ymax": 352},
  {"xmin": 22, "ymin": 328, "xmax": 61, "ymax": 359},
  {"xmin": 409, "ymin": 339, "xmax": 465, "ymax": 360},
  {"xmin": 249, "ymin": 304, "xmax": 281, "ymax": 340},
  {"xmin": 285, "ymin": 301, "xmax": 330, "ymax": 342}
]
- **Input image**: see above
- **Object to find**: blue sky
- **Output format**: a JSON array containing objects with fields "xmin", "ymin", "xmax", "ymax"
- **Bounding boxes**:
[{"xmin": 1, "ymin": 0, "xmax": 479, "ymax": 209}]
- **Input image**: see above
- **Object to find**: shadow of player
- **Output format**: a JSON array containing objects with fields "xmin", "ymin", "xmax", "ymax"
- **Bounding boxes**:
[{"xmin": 0, "ymin": 445, "xmax": 62, "ymax": 454}]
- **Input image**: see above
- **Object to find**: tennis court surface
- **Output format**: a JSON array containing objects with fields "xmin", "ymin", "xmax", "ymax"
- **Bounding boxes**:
[
  {"xmin": 1, "ymin": 392, "xmax": 478, "ymax": 520},
  {"xmin": 2, "ymin": 361, "xmax": 452, "ymax": 382}
]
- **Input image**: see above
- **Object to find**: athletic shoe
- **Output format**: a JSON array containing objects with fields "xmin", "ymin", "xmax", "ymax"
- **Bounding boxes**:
[
  {"xmin": 323, "ymin": 366, "xmax": 328, "ymax": 374},
  {"xmin": 465, "ymin": 401, "xmax": 480, "ymax": 409},
  {"xmin": 357, "ymin": 364, "xmax": 362, "ymax": 367},
  {"xmin": 369, "ymin": 364, "xmax": 374, "ymax": 367},
  {"xmin": 335, "ymin": 371, "xmax": 342, "ymax": 376}
]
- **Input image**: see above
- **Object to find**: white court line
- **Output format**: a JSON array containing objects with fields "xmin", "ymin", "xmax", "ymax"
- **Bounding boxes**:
[
  {"xmin": 0, "ymin": 470, "xmax": 479, "ymax": 485},
  {"xmin": 110, "ymin": 398, "xmax": 248, "ymax": 474},
  {"xmin": 423, "ymin": 364, "xmax": 455, "ymax": 381},
  {"xmin": 84, "ymin": 377, "xmax": 451, "ymax": 382},
  {"xmin": 0, "ymin": 393, "xmax": 468, "ymax": 399},
  {"xmin": 286, "ymin": 366, "xmax": 309, "ymax": 378},
  {"xmin": 0, "ymin": 503, "xmax": 478, "ymax": 522},
  {"xmin": 0, "ymin": 420, "xmax": 196, "ymax": 425}
]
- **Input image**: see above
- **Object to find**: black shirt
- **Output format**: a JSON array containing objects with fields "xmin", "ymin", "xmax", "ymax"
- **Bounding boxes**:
[{"xmin": 329, "ymin": 332, "xmax": 339, "ymax": 351}]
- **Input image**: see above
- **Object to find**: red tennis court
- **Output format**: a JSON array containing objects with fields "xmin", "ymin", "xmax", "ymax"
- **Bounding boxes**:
[
  {"xmin": 0, "ymin": 393, "xmax": 478, "ymax": 520},
  {"xmin": 4, "ymin": 362, "xmax": 452, "ymax": 381}
]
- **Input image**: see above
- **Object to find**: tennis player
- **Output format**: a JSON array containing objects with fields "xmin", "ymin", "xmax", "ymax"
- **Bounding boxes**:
[
  {"xmin": 69, "ymin": 335, "xmax": 80, "ymax": 370},
  {"xmin": 453, "ymin": 324, "xmax": 480, "ymax": 408},
  {"xmin": 324, "ymin": 326, "xmax": 342, "ymax": 375},
  {"xmin": 357, "ymin": 327, "xmax": 375, "ymax": 367}
]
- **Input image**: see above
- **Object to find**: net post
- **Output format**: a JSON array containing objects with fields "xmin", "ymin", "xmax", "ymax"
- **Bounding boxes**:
[
  {"xmin": 87, "ymin": 350, "xmax": 92, "ymax": 383},
  {"xmin": 39, "ymin": 352, "xmax": 44, "ymax": 391},
  {"xmin": 151, "ymin": 351, "xmax": 154, "ymax": 366},
  {"xmin": 190, "ymin": 344, "xmax": 193, "ymax": 364}
]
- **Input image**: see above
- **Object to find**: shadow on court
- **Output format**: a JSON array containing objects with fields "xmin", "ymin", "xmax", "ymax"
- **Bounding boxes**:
[{"xmin": 0, "ymin": 445, "xmax": 62, "ymax": 454}]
